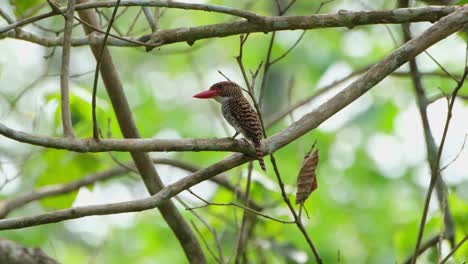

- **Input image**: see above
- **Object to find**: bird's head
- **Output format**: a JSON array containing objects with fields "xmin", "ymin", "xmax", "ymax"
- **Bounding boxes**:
[{"xmin": 193, "ymin": 81, "xmax": 243, "ymax": 101}]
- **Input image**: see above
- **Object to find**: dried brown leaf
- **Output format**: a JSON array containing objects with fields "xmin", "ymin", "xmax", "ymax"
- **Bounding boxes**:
[{"xmin": 295, "ymin": 146, "xmax": 319, "ymax": 205}]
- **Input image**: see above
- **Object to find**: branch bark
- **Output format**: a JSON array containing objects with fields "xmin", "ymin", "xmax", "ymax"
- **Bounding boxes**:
[
  {"xmin": 0, "ymin": 158, "xmax": 262, "ymax": 218},
  {"xmin": 0, "ymin": 125, "xmax": 253, "ymax": 153},
  {"xmin": 59, "ymin": 0, "xmax": 76, "ymax": 137},
  {"xmin": 0, "ymin": 6, "xmax": 457, "ymax": 48},
  {"xmin": 0, "ymin": 239, "xmax": 59, "ymax": 264},
  {"xmin": 0, "ymin": 166, "xmax": 128, "ymax": 218},
  {"xmin": 1, "ymin": 4, "xmax": 467, "ymax": 231},
  {"xmin": 75, "ymin": 1, "xmax": 206, "ymax": 262}
]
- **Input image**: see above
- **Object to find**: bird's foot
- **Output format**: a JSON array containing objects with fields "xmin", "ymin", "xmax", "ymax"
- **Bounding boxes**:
[
  {"xmin": 231, "ymin": 131, "xmax": 240, "ymax": 139},
  {"xmin": 240, "ymin": 138, "xmax": 250, "ymax": 145}
]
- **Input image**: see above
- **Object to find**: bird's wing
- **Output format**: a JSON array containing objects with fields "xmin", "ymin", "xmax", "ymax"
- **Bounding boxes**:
[{"xmin": 228, "ymin": 98, "xmax": 263, "ymax": 141}]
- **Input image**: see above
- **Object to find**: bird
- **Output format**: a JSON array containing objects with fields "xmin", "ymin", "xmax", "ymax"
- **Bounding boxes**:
[{"xmin": 193, "ymin": 81, "xmax": 266, "ymax": 171}]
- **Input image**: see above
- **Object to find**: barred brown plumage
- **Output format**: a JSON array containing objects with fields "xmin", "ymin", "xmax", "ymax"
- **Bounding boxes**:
[{"xmin": 193, "ymin": 81, "xmax": 266, "ymax": 171}]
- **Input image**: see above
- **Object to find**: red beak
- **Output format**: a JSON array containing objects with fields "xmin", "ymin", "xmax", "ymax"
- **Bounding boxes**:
[{"xmin": 193, "ymin": 90, "xmax": 219, "ymax": 99}]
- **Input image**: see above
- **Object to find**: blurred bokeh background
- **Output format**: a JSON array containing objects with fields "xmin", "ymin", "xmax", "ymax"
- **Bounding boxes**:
[{"xmin": 0, "ymin": 0, "xmax": 467, "ymax": 263}]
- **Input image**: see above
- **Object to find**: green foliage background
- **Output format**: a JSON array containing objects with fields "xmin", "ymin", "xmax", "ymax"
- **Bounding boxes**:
[{"xmin": 0, "ymin": 0, "xmax": 467, "ymax": 263}]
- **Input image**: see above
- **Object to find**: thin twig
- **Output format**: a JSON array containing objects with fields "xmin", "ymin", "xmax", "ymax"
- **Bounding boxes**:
[
  {"xmin": 281, "ymin": 0, "xmax": 298, "ymax": 15},
  {"xmin": 186, "ymin": 192, "xmax": 293, "ymax": 225},
  {"xmin": 46, "ymin": 0, "xmax": 151, "ymax": 47},
  {"xmin": 125, "ymin": 8, "xmax": 143, "ymax": 36},
  {"xmin": 0, "ymin": 7, "xmax": 458, "ymax": 48},
  {"xmin": 217, "ymin": 70, "xmax": 232, "ymax": 82},
  {"xmin": 190, "ymin": 220, "xmax": 221, "ymax": 264},
  {"xmin": 0, "ymin": 8, "xmax": 14, "ymax": 24},
  {"xmin": 258, "ymin": 32, "xmax": 276, "ymax": 105},
  {"xmin": 258, "ymin": 0, "xmax": 333, "ymax": 108},
  {"xmin": 0, "ymin": 166, "xmax": 130, "ymax": 218},
  {"xmin": 96, "ymin": 7, "xmax": 126, "ymax": 36},
  {"xmin": 424, "ymin": 51, "xmax": 458, "ymax": 83},
  {"xmin": 91, "ymin": 0, "xmax": 122, "ymax": 140},
  {"xmin": 177, "ymin": 197, "xmax": 224, "ymax": 264},
  {"xmin": 142, "ymin": 7, "xmax": 157, "ymax": 32},
  {"xmin": 270, "ymin": 156, "xmax": 322, "ymax": 263},
  {"xmin": 265, "ymin": 65, "xmax": 371, "ymax": 128},
  {"xmin": 440, "ymin": 234, "xmax": 468, "ymax": 264},
  {"xmin": 270, "ymin": 31, "xmax": 306, "ymax": 65},
  {"xmin": 403, "ymin": 234, "xmax": 441, "ymax": 264},
  {"xmin": 440, "ymin": 133, "xmax": 467, "ymax": 172},
  {"xmin": 236, "ymin": 34, "xmax": 252, "ymax": 90},
  {"xmin": 0, "ymin": 0, "xmax": 266, "ymax": 35}
]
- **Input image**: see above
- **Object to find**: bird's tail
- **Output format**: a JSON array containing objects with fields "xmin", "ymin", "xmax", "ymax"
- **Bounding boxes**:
[{"xmin": 254, "ymin": 141, "xmax": 266, "ymax": 171}]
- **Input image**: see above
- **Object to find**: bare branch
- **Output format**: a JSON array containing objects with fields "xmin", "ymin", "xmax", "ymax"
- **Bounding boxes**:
[
  {"xmin": 270, "ymin": 155, "xmax": 322, "ymax": 263},
  {"xmin": 177, "ymin": 197, "xmax": 224, "ymax": 264},
  {"xmin": 0, "ymin": 6, "xmax": 458, "ymax": 48},
  {"xmin": 187, "ymin": 189, "xmax": 292, "ymax": 225},
  {"xmin": 440, "ymin": 133, "xmax": 467, "ymax": 172},
  {"xmin": 264, "ymin": 65, "xmax": 371, "ymax": 128},
  {"xmin": 270, "ymin": 30, "xmax": 306, "ymax": 65},
  {"xmin": 91, "ymin": 0, "xmax": 122, "ymax": 140},
  {"xmin": 140, "ymin": 6, "xmax": 457, "ymax": 47},
  {"xmin": 0, "ymin": 157, "xmax": 261, "ymax": 218},
  {"xmin": 0, "ymin": 0, "xmax": 265, "ymax": 35},
  {"xmin": 423, "ymin": 50, "xmax": 458, "ymax": 82},
  {"xmin": 0, "ymin": 8, "xmax": 14, "ymax": 24},
  {"xmin": 234, "ymin": 162, "xmax": 254, "ymax": 264},
  {"xmin": 0, "ymin": 166, "xmax": 129, "ymax": 218},
  {"xmin": 440, "ymin": 234, "xmax": 468, "ymax": 264},
  {"xmin": 403, "ymin": 234, "xmax": 440, "ymax": 264},
  {"xmin": 126, "ymin": 7, "xmax": 143, "ymax": 36},
  {"xmin": 190, "ymin": 220, "xmax": 221, "ymax": 263},
  {"xmin": 258, "ymin": 31, "xmax": 276, "ymax": 105},
  {"xmin": 142, "ymin": 7, "xmax": 157, "ymax": 32},
  {"xmin": 60, "ymin": 0, "xmax": 76, "ymax": 137}
]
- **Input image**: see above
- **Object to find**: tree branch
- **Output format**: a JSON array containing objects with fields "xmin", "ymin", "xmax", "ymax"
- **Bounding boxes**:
[
  {"xmin": 0, "ymin": 166, "xmax": 128, "ymax": 218},
  {"xmin": 440, "ymin": 234, "xmax": 468, "ymax": 264},
  {"xmin": 0, "ymin": 239, "xmax": 59, "ymax": 264},
  {"xmin": 403, "ymin": 234, "xmax": 440, "ymax": 264},
  {"xmin": 0, "ymin": 158, "xmax": 262, "ymax": 218},
  {"xmin": 91, "ymin": 0, "xmax": 122, "ymax": 140},
  {"xmin": 59, "ymin": 0, "xmax": 76, "ymax": 137},
  {"xmin": 142, "ymin": 7, "xmax": 158, "ymax": 32},
  {"xmin": 0, "ymin": 6, "xmax": 458, "ymax": 48},
  {"xmin": 0, "ymin": 0, "xmax": 265, "ymax": 35}
]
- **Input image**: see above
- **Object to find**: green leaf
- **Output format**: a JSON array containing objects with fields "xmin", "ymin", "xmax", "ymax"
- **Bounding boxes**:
[
  {"xmin": 10, "ymin": 0, "xmax": 43, "ymax": 17},
  {"xmin": 35, "ymin": 151, "xmax": 102, "ymax": 209}
]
